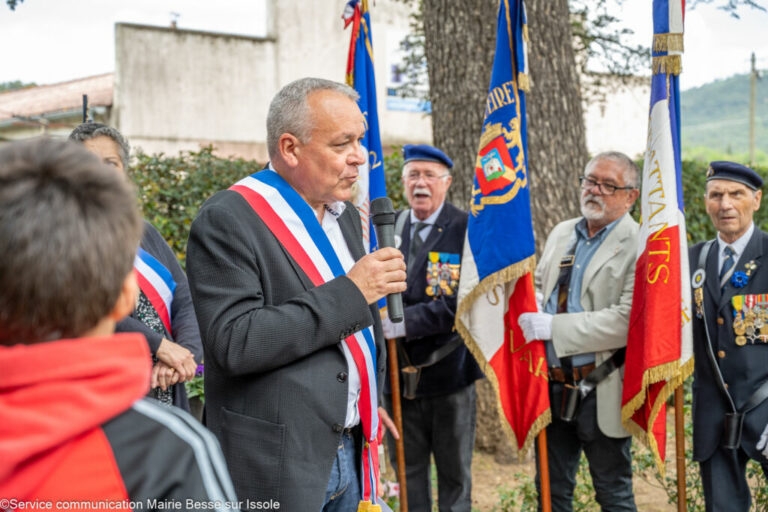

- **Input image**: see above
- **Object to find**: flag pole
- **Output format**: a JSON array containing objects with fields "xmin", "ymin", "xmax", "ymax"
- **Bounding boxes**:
[
  {"xmin": 675, "ymin": 384, "xmax": 687, "ymax": 512},
  {"xmin": 387, "ymin": 337, "xmax": 408, "ymax": 512},
  {"xmin": 537, "ymin": 430, "xmax": 552, "ymax": 512}
]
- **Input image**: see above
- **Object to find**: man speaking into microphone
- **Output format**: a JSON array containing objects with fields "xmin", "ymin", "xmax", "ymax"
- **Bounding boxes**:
[
  {"xmin": 186, "ymin": 77, "xmax": 404, "ymax": 511},
  {"xmin": 383, "ymin": 144, "xmax": 483, "ymax": 512}
]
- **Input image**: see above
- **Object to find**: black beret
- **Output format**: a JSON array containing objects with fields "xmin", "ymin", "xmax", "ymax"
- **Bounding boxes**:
[
  {"xmin": 402, "ymin": 144, "xmax": 453, "ymax": 169},
  {"xmin": 706, "ymin": 161, "xmax": 763, "ymax": 190}
]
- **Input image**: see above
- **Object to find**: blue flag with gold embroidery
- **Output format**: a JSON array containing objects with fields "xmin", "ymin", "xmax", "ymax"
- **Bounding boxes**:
[
  {"xmin": 344, "ymin": 0, "xmax": 385, "ymax": 253},
  {"xmin": 456, "ymin": 0, "xmax": 550, "ymax": 458}
]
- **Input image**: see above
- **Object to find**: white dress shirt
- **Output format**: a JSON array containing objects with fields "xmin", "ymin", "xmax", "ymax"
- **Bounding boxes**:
[
  {"xmin": 717, "ymin": 222, "xmax": 754, "ymax": 274},
  {"xmin": 320, "ymin": 201, "xmax": 361, "ymax": 428}
]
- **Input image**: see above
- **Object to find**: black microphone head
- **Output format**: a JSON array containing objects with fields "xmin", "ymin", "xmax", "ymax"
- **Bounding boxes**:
[{"xmin": 371, "ymin": 197, "xmax": 395, "ymax": 226}]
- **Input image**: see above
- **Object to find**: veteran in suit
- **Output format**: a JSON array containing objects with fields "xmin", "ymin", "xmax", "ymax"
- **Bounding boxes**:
[
  {"xmin": 186, "ymin": 78, "xmax": 405, "ymax": 511},
  {"xmin": 689, "ymin": 161, "xmax": 768, "ymax": 511},
  {"xmin": 518, "ymin": 151, "xmax": 640, "ymax": 512},
  {"xmin": 381, "ymin": 145, "xmax": 483, "ymax": 512}
]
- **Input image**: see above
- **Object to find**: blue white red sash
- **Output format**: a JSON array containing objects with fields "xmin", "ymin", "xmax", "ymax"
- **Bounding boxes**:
[
  {"xmin": 230, "ymin": 170, "xmax": 381, "ymax": 505},
  {"xmin": 134, "ymin": 247, "xmax": 176, "ymax": 335}
]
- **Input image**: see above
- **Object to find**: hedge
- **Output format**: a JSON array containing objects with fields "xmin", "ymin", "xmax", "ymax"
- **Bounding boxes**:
[{"xmin": 128, "ymin": 146, "xmax": 768, "ymax": 266}]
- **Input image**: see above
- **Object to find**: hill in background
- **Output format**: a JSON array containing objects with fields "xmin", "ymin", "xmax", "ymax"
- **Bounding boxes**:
[{"xmin": 681, "ymin": 71, "xmax": 768, "ymax": 163}]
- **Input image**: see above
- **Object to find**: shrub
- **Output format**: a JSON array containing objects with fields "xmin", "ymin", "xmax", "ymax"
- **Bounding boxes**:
[{"xmin": 128, "ymin": 146, "xmax": 261, "ymax": 268}]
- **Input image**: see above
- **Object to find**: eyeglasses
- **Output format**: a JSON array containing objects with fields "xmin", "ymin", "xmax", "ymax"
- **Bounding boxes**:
[
  {"xmin": 579, "ymin": 176, "xmax": 635, "ymax": 195},
  {"xmin": 404, "ymin": 171, "xmax": 449, "ymax": 183}
]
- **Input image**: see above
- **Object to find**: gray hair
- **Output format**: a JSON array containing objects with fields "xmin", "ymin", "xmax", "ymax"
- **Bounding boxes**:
[
  {"xmin": 585, "ymin": 151, "xmax": 639, "ymax": 189},
  {"xmin": 0, "ymin": 138, "xmax": 142, "ymax": 345},
  {"xmin": 68, "ymin": 122, "xmax": 131, "ymax": 169},
  {"xmin": 266, "ymin": 77, "xmax": 359, "ymax": 159}
]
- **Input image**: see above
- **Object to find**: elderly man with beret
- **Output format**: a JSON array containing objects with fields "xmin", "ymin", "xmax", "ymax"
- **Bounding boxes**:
[
  {"xmin": 690, "ymin": 161, "xmax": 768, "ymax": 511},
  {"xmin": 382, "ymin": 144, "xmax": 483, "ymax": 512}
]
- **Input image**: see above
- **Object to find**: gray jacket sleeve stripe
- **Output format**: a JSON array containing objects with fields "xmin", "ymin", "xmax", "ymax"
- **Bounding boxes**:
[
  {"xmin": 146, "ymin": 399, "xmax": 238, "ymax": 500},
  {"xmin": 131, "ymin": 400, "xmax": 236, "ymax": 507}
]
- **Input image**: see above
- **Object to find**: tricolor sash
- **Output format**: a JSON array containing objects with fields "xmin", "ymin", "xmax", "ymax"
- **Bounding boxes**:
[
  {"xmin": 230, "ymin": 170, "xmax": 381, "ymax": 505},
  {"xmin": 134, "ymin": 247, "xmax": 176, "ymax": 334}
]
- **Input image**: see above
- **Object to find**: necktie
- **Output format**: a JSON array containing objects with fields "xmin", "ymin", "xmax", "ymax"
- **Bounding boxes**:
[
  {"xmin": 720, "ymin": 245, "xmax": 735, "ymax": 288},
  {"xmin": 409, "ymin": 222, "xmax": 428, "ymax": 266}
]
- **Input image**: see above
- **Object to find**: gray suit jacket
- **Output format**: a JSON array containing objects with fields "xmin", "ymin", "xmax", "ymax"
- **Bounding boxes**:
[
  {"xmin": 186, "ymin": 185, "xmax": 385, "ymax": 510},
  {"xmin": 535, "ymin": 213, "xmax": 639, "ymax": 438}
]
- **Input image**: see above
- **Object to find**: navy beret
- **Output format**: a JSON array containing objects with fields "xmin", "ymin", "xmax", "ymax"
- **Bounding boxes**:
[
  {"xmin": 403, "ymin": 144, "xmax": 453, "ymax": 169},
  {"xmin": 706, "ymin": 161, "xmax": 763, "ymax": 190}
]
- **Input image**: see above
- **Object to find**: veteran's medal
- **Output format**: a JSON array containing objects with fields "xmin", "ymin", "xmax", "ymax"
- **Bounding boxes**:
[
  {"xmin": 736, "ymin": 335, "xmax": 748, "ymax": 346},
  {"xmin": 692, "ymin": 269, "xmax": 705, "ymax": 319}
]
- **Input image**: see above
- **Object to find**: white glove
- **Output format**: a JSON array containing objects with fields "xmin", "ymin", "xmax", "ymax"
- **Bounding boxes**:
[
  {"xmin": 381, "ymin": 316, "xmax": 406, "ymax": 340},
  {"xmin": 517, "ymin": 312, "xmax": 553, "ymax": 343},
  {"xmin": 757, "ymin": 423, "xmax": 768, "ymax": 459}
]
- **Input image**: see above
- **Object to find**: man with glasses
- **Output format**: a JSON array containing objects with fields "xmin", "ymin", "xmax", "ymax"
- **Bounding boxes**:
[
  {"xmin": 382, "ymin": 144, "xmax": 483, "ymax": 512},
  {"xmin": 518, "ymin": 151, "xmax": 640, "ymax": 511}
]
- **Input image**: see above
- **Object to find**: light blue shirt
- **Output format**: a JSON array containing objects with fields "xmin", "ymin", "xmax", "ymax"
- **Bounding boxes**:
[{"xmin": 544, "ymin": 217, "xmax": 621, "ymax": 367}]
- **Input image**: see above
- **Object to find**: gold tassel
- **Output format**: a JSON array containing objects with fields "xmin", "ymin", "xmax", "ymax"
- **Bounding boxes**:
[
  {"xmin": 522, "ymin": 24, "xmax": 529, "ymax": 43},
  {"xmin": 518, "ymin": 72, "xmax": 531, "ymax": 92},
  {"xmin": 357, "ymin": 501, "xmax": 371, "ymax": 512},
  {"xmin": 652, "ymin": 55, "xmax": 682, "ymax": 76},
  {"xmin": 653, "ymin": 33, "xmax": 684, "ymax": 53}
]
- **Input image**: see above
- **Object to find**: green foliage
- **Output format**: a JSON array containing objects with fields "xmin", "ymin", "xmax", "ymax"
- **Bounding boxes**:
[
  {"xmin": 384, "ymin": 146, "xmax": 407, "ymax": 211},
  {"xmin": 184, "ymin": 364, "xmax": 205, "ymax": 404},
  {"xmin": 0, "ymin": 80, "xmax": 35, "ymax": 92},
  {"xmin": 677, "ymin": 159, "xmax": 768, "ymax": 245},
  {"xmin": 128, "ymin": 145, "xmax": 261, "ymax": 268},
  {"xmin": 495, "ymin": 456, "xmax": 595, "ymax": 512},
  {"xmin": 681, "ymin": 72, "xmax": 768, "ymax": 156}
]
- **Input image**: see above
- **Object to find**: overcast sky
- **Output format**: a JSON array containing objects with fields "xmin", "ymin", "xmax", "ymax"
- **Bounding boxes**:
[{"xmin": 1, "ymin": 0, "xmax": 767, "ymax": 90}]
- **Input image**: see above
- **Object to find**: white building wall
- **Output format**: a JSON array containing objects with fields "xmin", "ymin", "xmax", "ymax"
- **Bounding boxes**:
[
  {"xmin": 272, "ymin": 0, "xmax": 432, "ymax": 148},
  {"xmin": 114, "ymin": 23, "xmax": 278, "ymax": 161},
  {"xmin": 110, "ymin": 5, "xmax": 648, "ymax": 163}
]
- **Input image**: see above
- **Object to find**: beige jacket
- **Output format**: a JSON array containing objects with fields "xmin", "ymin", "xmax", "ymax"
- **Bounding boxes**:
[{"xmin": 535, "ymin": 213, "xmax": 639, "ymax": 438}]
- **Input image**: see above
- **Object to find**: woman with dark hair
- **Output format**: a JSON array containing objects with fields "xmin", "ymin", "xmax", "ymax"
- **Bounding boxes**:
[{"xmin": 70, "ymin": 122, "xmax": 203, "ymax": 411}]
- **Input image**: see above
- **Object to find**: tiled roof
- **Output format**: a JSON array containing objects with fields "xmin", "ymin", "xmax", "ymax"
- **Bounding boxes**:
[{"xmin": 0, "ymin": 73, "xmax": 113, "ymax": 122}]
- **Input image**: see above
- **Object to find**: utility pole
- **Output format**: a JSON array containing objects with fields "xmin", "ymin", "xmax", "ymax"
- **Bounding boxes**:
[{"xmin": 749, "ymin": 52, "xmax": 757, "ymax": 166}]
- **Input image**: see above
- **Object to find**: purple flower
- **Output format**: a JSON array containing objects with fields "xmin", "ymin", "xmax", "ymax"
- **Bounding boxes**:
[
  {"xmin": 195, "ymin": 364, "xmax": 205, "ymax": 376},
  {"xmin": 731, "ymin": 271, "xmax": 749, "ymax": 288}
]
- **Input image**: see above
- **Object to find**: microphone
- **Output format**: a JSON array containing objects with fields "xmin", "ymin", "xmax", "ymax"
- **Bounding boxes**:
[{"xmin": 371, "ymin": 197, "xmax": 404, "ymax": 323}]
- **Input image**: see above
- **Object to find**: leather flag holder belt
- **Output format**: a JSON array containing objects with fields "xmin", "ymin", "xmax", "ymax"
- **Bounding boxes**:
[
  {"xmin": 397, "ymin": 337, "xmax": 464, "ymax": 400},
  {"xmin": 554, "ymin": 348, "xmax": 626, "ymax": 423},
  {"xmin": 694, "ymin": 240, "xmax": 768, "ymax": 449}
]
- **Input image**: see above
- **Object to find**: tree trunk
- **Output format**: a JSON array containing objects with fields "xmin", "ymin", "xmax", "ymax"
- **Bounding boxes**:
[
  {"xmin": 525, "ymin": 0, "xmax": 586, "ymax": 245},
  {"xmin": 422, "ymin": 0, "xmax": 587, "ymax": 457},
  {"xmin": 421, "ymin": 0, "xmax": 497, "ymax": 210}
]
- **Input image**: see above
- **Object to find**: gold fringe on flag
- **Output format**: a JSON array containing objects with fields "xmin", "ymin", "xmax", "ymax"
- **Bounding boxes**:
[
  {"xmin": 653, "ymin": 33, "xmax": 684, "ymax": 53},
  {"xmin": 518, "ymin": 72, "xmax": 531, "ymax": 92},
  {"xmin": 522, "ymin": 24, "xmax": 529, "ymax": 43},
  {"xmin": 456, "ymin": 255, "xmax": 551, "ymax": 460},
  {"xmin": 620, "ymin": 357, "xmax": 695, "ymax": 476},
  {"xmin": 652, "ymin": 55, "xmax": 682, "ymax": 76}
]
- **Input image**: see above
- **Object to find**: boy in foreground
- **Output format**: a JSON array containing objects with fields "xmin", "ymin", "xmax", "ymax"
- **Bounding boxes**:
[{"xmin": 0, "ymin": 138, "xmax": 237, "ymax": 510}]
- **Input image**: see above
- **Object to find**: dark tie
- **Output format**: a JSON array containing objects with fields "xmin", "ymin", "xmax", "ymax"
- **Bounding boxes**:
[
  {"xmin": 719, "ymin": 245, "xmax": 735, "ymax": 287},
  {"xmin": 409, "ymin": 222, "xmax": 429, "ymax": 266}
]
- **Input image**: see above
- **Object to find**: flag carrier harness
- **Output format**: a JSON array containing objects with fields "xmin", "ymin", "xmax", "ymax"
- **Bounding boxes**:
[
  {"xmin": 692, "ymin": 241, "xmax": 768, "ymax": 448},
  {"xmin": 555, "ymin": 235, "xmax": 626, "ymax": 422}
]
